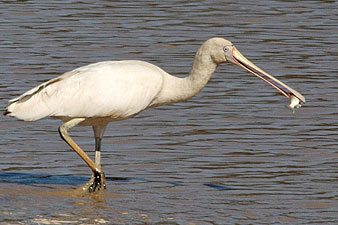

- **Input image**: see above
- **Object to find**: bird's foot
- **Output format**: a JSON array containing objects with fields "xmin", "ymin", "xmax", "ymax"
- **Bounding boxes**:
[
  {"xmin": 79, "ymin": 170, "xmax": 106, "ymax": 193},
  {"xmin": 88, "ymin": 170, "xmax": 106, "ymax": 193}
]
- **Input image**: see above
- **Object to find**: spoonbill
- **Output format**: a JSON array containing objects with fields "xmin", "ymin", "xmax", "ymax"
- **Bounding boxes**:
[{"xmin": 4, "ymin": 38, "xmax": 305, "ymax": 192}]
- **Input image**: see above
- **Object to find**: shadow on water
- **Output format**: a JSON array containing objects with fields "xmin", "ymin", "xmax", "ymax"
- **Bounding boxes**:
[
  {"xmin": 0, "ymin": 172, "xmax": 145, "ymax": 187},
  {"xmin": 0, "ymin": 172, "xmax": 88, "ymax": 186},
  {"xmin": 0, "ymin": 172, "xmax": 231, "ymax": 190}
]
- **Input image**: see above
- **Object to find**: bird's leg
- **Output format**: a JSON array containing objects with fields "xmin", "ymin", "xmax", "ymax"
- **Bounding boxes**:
[
  {"xmin": 58, "ymin": 118, "xmax": 106, "ymax": 192},
  {"xmin": 88, "ymin": 125, "xmax": 107, "ymax": 191},
  {"xmin": 94, "ymin": 137, "xmax": 102, "ymax": 166},
  {"xmin": 88, "ymin": 137, "xmax": 104, "ymax": 192},
  {"xmin": 92, "ymin": 125, "xmax": 107, "ymax": 167}
]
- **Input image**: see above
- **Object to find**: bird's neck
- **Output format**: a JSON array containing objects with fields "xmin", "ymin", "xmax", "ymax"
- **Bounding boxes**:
[
  {"xmin": 150, "ymin": 53, "xmax": 217, "ymax": 107},
  {"xmin": 186, "ymin": 52, "xmax": 218, "ymax": 96}
]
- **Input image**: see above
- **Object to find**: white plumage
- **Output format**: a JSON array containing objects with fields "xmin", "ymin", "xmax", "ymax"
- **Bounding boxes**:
[
  {"xmin": 7, "ymin": 60, "xmax": 166, "ymax": 122},
  {"xmin": 4, "ymin": 38, "xmax": 305, "ymax": 192}
]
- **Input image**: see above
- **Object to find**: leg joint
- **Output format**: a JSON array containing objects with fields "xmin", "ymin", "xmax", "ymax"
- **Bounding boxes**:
[
  {"xmin": 58, "ymin": 118, "xmax": 85, "ymax": 141},
  {"xmin": 58, "ymin": 125, "xmax": 67, "ymax": 141}
]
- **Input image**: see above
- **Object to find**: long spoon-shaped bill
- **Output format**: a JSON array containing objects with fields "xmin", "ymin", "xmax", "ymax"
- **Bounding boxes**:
[{"xmin": 228, "ymin": 46, "xmax": 305, "ymax": 104}]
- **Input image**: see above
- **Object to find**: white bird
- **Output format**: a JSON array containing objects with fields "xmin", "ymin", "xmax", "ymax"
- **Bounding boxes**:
[{"xmin": 4, "ymin": 38, "xmax": 305, "ymax": 192}]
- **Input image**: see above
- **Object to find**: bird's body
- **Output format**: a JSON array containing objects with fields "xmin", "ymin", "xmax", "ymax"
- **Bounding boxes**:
[
  {"xmin": 4, "ymin": 38, "xmax": 305, "ymax": 192},
  {"xmin": 8, "ymin": 61, "xmax": 160, "ymax": 123},
  {"xmin": 8, "ymin": 60, "xmax": 168, "ymax": 124},
  {"xmin": 7, "ymin": 58, "xmax": 216, "ymax": 125}
]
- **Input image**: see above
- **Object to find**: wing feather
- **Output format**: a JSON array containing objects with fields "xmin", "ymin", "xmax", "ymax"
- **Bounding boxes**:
[{"xmin": 5, "ymin": 61, "xmax": 164, "ymax": 121}]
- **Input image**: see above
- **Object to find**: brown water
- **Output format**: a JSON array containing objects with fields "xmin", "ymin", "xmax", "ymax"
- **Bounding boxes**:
[{"xmin": 0, "ymin": 0, "xmax": 337, "ymax": 224}]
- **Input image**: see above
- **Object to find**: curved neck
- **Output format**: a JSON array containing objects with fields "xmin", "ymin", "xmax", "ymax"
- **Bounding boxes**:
[
  {"xmin": 186, "ymin": 52, "xmax": 217, "ymax": 96},
  {"xmin": 150, "ymin": 51, "xmax": 218, "ymax": 107}
]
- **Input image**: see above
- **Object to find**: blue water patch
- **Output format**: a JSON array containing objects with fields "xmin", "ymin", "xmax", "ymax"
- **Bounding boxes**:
[
  {"xmin": 0, "ymin": 172, "xmax": 88, "ymax": 186},
  {"xmin": 0, "ymin": 172, "xmax": 232, "ymax": 190},
  {"xmin": 0, "ymin": 172, "xmax": 139, "ymax": 186},
  {"xmin": 203, "ymin": 183, "xmax": 232, "ymax": 190}
]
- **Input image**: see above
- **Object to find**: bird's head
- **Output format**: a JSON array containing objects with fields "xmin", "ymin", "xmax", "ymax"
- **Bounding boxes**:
[{"xmin": 202, "ymin": 37, "xmax": 305, "ymax": 105}]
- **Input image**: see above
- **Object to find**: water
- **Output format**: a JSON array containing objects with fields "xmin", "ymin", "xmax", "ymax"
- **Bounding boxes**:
[{"xmin": 0, "ymin": 0, "xmax": 337, "ymax": 224}]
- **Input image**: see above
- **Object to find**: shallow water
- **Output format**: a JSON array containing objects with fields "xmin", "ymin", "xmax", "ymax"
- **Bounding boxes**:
[{"xmin": 0, "ymin": 0, "xmax": 337, "ymax": 224}]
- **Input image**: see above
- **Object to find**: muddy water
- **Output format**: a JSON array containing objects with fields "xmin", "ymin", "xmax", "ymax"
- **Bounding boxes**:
[{"xmin": 0, "ymin": 0, "xmax": 337, "ymax": 224}]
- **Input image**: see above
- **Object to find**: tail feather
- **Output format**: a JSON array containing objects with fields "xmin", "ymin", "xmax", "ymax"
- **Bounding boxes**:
[
  {"xmin": 3, "ymin": 110, "xmax": 10, "ymax": 116},
  {"xmin": 4, "ymin": 91, "xmax": 56, "ymax": 121},
  {"xmin": 4, "ymin": 76, "xmax": 65, "ymax": 121}
]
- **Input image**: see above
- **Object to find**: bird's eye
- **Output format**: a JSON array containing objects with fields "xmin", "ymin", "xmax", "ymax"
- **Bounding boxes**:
[{"xmin": 223, "ymin": 46, "xmax": 230, "ymax": 52}]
